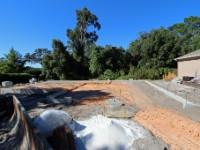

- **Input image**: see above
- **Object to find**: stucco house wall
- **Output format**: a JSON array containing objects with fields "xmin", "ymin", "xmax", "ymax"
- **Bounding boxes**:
[{"xmin": 177, "ymin": 56, "xmax": 200, "ymax": 78}]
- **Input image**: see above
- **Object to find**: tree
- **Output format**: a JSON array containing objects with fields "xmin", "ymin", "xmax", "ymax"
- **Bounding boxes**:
[
  {"xmin": 128, "ymin": 28, "xmax": 181, "ymax": 68},
  {"xmin": 52, "ymin": 39, "xmax": 71, "ymax": 79},
  {"xmin": 42, "ymin": 39, "xmax": 74, "ymax": 80},
  {"xmin": 66, "ymin": 7, "xmax": 101, "ymax": 63},
  {"xmin": 89, "ymin": 46, "xmax": 129, "ymax": 77},
  {"xmin": 127, "ymin": 32, "xmax": 148, "ymax": 66},
  {"xmin": 42, "ymin": 53, "xmax": 57, "ymax": 79},
  {"xmin": 84, "ymin": 42, "xmax": 97, "ymax": 59},
  {"xmin": 169, "ymin": 16, "xmax": 200, "ymax": 52},
  {"xmin": 89, "ymin": 46, "xmax": 104, "ymax": 77},
  {"xmin": 23, "ymin": 67, "xmax": 42, "ymax": 77},
  {"xmin": 24, "ymin": 48, "xmax": 51, "ymax": 64},
  {"xmin": 0, "ymin": 48, "xmax": 25, "ymax": 73}
]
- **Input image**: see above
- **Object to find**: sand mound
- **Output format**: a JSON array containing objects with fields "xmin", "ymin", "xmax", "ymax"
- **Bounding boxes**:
[{"xmin": 73, "ymin": 115, "xmax": 168, "ymax": 150}]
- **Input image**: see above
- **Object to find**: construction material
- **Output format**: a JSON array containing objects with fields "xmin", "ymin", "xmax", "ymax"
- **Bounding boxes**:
[
  {"xmin": 183, "ymin": 76, "xmax": 194, "ymax": 81},
  {"xmin": 108, "ymin": 98, "xmax": 124, "ymax": 108},
  {"xmin": 73, "ymin": 115, "xmax": 168, "ymax": 150},
  {"xmin": 190, "ymin": 76, "xmax": 200, "ymax": 84},
  {"xmin": 29, "ymin": 78, "xmax": 37, "ymax": 84},
  {"xmin": 34, "ymin": 110, "xmax": 73, "ymax": 138},
  {"xmin": 171, "ymin": 77, "xmax": 182, "ymax": 84},
  {"xmin": 104, "ymin": 99, "xmax": 132, "ymax": 118},
  {"xmin": 0, "ymin": 96, "xmax": 52, "ymax": 150},
  {"xmin": 2, "ymin": 81, "xmax": 13, "ymax": 88}
]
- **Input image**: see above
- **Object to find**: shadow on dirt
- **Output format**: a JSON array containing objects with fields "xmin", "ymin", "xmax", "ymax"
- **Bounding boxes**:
[{"xmin": 67, "ymin": 90, "xmax": 111, "ymax": 103}]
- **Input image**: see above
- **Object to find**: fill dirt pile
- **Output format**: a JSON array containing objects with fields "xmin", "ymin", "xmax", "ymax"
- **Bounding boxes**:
[{"xmin": 73, "ymin": 115, "xmax": 168, "ymax": 150}]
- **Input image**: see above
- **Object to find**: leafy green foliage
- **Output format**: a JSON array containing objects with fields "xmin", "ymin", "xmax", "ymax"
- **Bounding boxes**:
[
  {"xmin": 1, "ymin": 11, "xmax": 199, "ymax": 81},
  {"xmin": 23, "ymin": 67, "xmax": 42, "ymax": 77},
  {"xmin": 67, "ymin": 7, "xmax": 101, "ymax": 63},
  {"xmin": 89, "ymin": 46, "xmax": 104, "ymax": 77},
  {"xmin": 66, "ymin": 8, "xmax": 101, "ymax": 79},
  {"xmin": 0, "ymin": 73, "xmax": 30, "ymax": 84},
  {"xmin": 24, "ymin": 48, "xmax": 51, "ymax": 64},
  {"xmin": 89, "ymin": 45, "xmax": 130, "ymax": 77},
  {"xmin": 128, "ymin": 28, "xmax": 181, "ymax": 68},
  {"xmin": 98, "ymin": 69, "xmax": 119, "ymax": 80},
  {"xmin": 0, "ymin": 48, "xmax": 25, "ymax": 73},
  {"xmin": 169, "ymin": 16, "xmax": 200, "ymax": 52},
  {"xmin": 119, "ymin": 67, "xmax": 160, "ymax": 80},
  {"xmin": 42, "ymin": 39, "xmax": 74, "ymax": 80}
]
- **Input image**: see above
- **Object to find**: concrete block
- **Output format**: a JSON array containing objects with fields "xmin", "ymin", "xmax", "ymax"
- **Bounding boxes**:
[
  {"xmin": 47, "ymin": 96, "xmax": 73, "ymax": 105},
  {"xmin": 29, "ymin": 78, "xmax": 37, "ymax": 84},
  {"xmin": 64, "ymin": 97, "xmax": 73, "ymax": 104},
  {"xmin": 108, "ymin": 98, "xmax": 124, "ymax": 108},
  {"xmin": 2, "ymin": 81, "xmax": 13, "ymax": 88}
]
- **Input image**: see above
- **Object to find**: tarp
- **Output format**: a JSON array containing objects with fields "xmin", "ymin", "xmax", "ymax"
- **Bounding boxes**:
[{"xmin": 0, "ymin": 96, "xmax": 52, "ymax": 150}]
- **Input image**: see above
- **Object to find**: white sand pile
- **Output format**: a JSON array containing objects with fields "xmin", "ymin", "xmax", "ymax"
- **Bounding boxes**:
[
  {"xmin": 34, "ymin": 111, "xmax": 167, "ymax": 150},
  {"xmin": 34, "ymin": 110, "xmax": 73, "ymax": 137},
  {"xmin": 73, "ymin": 115, "xmax": 149, "ymax": 150}
]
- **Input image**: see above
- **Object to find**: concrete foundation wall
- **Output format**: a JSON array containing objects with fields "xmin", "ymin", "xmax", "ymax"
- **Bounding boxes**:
[{"xmin": 178, "ymin": 57, "xmax": 200, "ymax": 78}]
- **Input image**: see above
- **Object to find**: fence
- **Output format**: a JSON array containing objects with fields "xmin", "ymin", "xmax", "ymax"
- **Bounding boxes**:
[{"xmin": 163, "ymin": 72, "xmax": 177, "ymax": 81}]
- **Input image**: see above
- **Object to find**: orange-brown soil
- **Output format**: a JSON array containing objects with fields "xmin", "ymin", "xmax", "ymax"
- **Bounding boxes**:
[
  {"xmin": 69, "ymin": 82, "xmax": 200, "ymax": 150},
  {"xmin": 134, "ymin": 107, "xmax": 200, "ymax": 150},
  {"xmin": 15, "ymin": 83, "xmax": 83, "ymax": 90},
  {"xmin": 71, "ymin": 82, "xmax": 155, "ymax": 108},
  {"xmin": 16, "ymin": 81, "xmax": 200, "ymax": 149}
]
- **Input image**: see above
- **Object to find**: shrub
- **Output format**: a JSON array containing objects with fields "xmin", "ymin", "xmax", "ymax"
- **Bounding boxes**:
[
  {"xmin": 117, "ymin": 75, "xmax": 130, "ymax": 80},
  {"xmin": 98, "ymin": 69, "xmax": 119, "ymax": 80},
  {"xmin": 158, "ymin": 67, "xmax": 176, "ymax": 75},
  {"xmin": 127, "ymin": 67, "xmax": 160, "ymax": 80},
  {"xmin": 0, "ymin": 73, "xmax": 30, "ymax": 84},
  {"xmin": 23, "ymin": 67, "xmax": 42, "ymax": 77}
]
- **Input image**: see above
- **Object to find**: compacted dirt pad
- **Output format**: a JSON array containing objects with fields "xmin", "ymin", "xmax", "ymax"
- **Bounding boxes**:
[
  {"xmin": 135, "ymin": 107, "xmax": 200, "ymax": 150},
  {"xmin": 13, "ymin": 80, "xmax": 200, "ymax": 149},
  {"xmin": 71, "ymin": 81, "xmax": 200, "ymax": 150}
]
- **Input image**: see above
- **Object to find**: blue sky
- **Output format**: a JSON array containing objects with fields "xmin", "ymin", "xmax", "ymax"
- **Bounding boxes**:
[{"xmin": 0, "ymin": 0, "xmax": 200, "ymax": 58}]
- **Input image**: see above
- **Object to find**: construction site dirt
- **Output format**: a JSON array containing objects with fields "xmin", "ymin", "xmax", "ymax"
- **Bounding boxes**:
[{"xmin": 1, "ymin": 80, "xmax": 200, "ymax": 150}]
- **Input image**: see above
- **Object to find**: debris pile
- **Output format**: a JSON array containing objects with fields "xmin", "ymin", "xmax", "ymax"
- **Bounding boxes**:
[
  {"xmin": 190, "ymin": 76, "xmax": 200, "ymax": 84},
  {"xmin": 171, "ymin": 77, "xmax": 182, "ymax": 84}
]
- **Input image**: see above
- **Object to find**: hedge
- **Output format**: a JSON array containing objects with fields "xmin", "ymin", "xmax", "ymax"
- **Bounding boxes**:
[{"xmin": 0, "ymin": 73, "xmax": 30, "ymax": 84}]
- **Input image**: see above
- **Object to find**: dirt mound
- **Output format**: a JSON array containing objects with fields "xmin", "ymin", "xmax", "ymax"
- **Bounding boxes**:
[{"xmin": 73, "ymin": 115, "xmax": 169, "ymax": 150}]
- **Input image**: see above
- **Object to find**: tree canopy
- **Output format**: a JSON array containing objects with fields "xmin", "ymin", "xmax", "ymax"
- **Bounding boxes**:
[
  {"xmin": 0, "ymin": 48, "xmax": 25, "ymax": 73},
  {"xmin": 67, "ymin": 7, "xmax": 101, "ymax": 62},
  {"xmin": 42, "ymin": 39, "xmax": 74, "ymax": 80},
  {"xmin": 169, "ymin": 16, "xmax": 200, "ymax": 53},
  {"xmin": 24, "ymin": 48, "xmax": 51, "ymax": 64},
  {"xmin": 128, "ymin": 27, "xmax": 181, "ymax": 68},
  {"xmin": 1, "ymin": 10, "xmax": 200, "ymax": 80}
]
